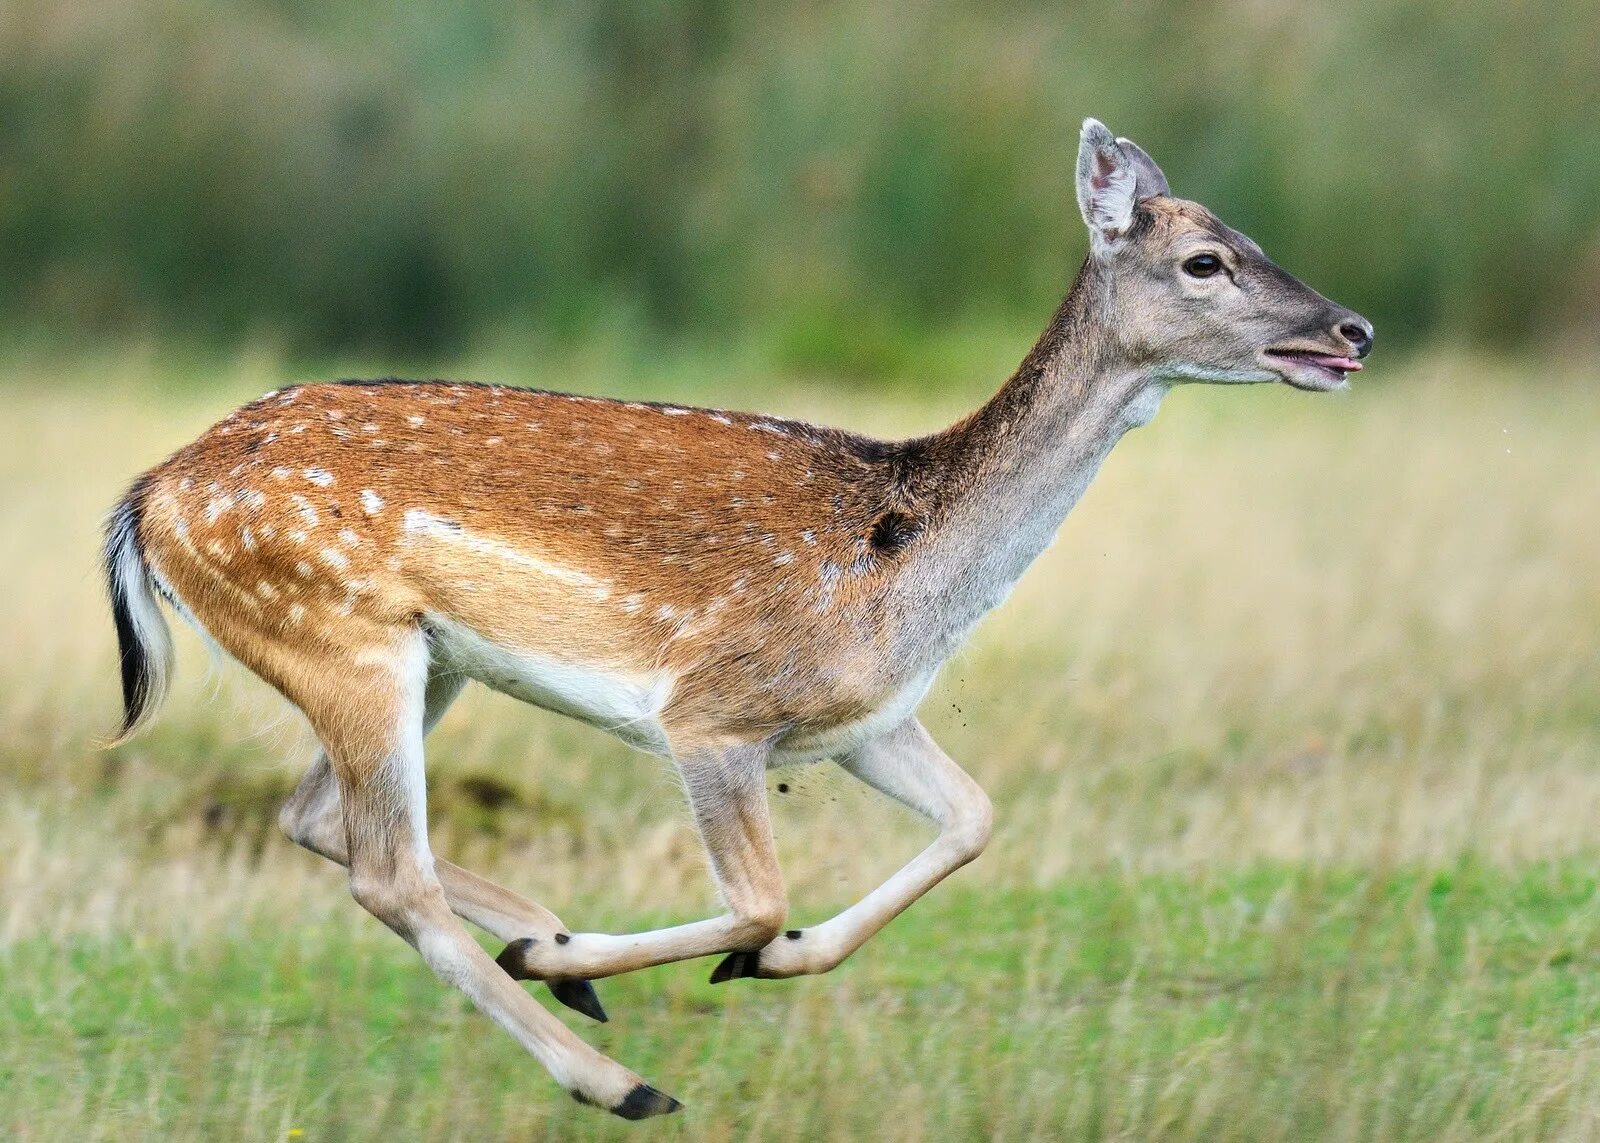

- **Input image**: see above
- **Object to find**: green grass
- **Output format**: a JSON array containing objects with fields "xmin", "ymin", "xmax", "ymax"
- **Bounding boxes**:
[{"xmin": 7, "ymin": 867, "xmax": 1600, "ymax": 1140}]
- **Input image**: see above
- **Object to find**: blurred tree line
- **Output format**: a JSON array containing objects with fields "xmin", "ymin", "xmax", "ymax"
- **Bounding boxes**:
[{"xmin": 0, "ymin": 0, "xmax": 1596, "ymax": 363}]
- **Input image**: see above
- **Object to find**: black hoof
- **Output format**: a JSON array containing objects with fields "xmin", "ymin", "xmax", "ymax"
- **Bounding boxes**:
[
  {"xmin": 495, "ymin": 936, "xmax": 536, "ymax": 980},
  {"xmin": 709, "ymin": 950, "xmax": 761, "ymax": 984},
  {"xmin": 548, "ymin": 978, "xmax": 609, "ymax": 1023},
  {"xmin": 612, "ymin": 1083, "xmax": 683, "ymax": 1120}
]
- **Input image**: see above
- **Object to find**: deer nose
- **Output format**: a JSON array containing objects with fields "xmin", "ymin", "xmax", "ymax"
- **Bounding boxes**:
[{"xmin": 1336, "ymin": 317, "xmax": 1374, "ymax": 359}]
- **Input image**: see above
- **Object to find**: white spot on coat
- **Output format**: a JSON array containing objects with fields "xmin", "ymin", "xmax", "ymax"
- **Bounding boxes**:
[
  {"xmin": 290, "ymin": 494, "xmax": 319, "ymax": 526},
  {"xmin": 303, "ymin": 467, "xmax": 334, "ymax": 487}
]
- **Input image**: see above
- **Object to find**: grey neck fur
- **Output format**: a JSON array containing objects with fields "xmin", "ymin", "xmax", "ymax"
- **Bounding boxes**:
[{"xmin": 892, "ymin": 259, "xmax": 1169, "ymax": 665}]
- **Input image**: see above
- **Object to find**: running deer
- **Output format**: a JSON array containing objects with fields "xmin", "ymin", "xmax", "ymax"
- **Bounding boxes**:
[{"xmin": 104, "ymin": 120, "xmax": 1372, "ymax": 1118}]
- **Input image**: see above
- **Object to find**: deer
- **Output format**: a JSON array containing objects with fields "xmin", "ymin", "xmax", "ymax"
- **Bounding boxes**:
[{"xmin": 102, "ymin": 119, "xmax": 1372, "ymax": 1118}]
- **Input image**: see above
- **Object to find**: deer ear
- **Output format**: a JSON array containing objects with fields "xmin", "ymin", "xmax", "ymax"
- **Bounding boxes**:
[
  {"xmin": 1076, "ymin": 119, "xmax": 1138, "ymax": 249},
  {"xmin": 1115, "ymin": 136, "xmax": 1170, "ymax": 200}
]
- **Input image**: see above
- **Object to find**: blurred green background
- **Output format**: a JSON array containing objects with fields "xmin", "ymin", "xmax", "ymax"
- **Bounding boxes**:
[{"xmin": 3, "ymin": 0, "xmax": 1597, "ymax": 371}]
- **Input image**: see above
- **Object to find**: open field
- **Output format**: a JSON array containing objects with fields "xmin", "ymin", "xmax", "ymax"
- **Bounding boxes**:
[{"xmin": 2, "ymin": 353, "xmax": 1598, "ymax": 1139}]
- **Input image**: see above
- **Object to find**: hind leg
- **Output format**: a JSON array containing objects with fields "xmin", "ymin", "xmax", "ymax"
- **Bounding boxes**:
[
  {"xmin": 279, "ymin": 666, "xmax": 608, "ymax": 1022},
  {"xmin": 291, "ymin": 629, "xmax": 676, "ymax": 1118}
]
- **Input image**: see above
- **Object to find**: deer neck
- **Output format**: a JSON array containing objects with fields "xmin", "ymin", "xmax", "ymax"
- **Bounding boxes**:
[{"xmin": 898, "ymin": 264, "xmax": 1167, "ymax": 650}]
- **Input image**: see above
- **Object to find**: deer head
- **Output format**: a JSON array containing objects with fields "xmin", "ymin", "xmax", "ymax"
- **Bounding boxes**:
[{"xmin": 1075, "ymin": 118, "xmax": 1373, "ymax": 392}]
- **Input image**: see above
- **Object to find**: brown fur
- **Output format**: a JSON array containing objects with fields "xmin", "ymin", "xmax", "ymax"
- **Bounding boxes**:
[{"xmin": 137, "ymin": 379, "xmax": 946, "ymax": 747}]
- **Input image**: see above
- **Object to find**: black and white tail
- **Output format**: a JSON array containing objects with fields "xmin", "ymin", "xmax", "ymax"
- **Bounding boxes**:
[{"xmin": 104, "ymin": 477, "xmax": 174, "ymax": 745}]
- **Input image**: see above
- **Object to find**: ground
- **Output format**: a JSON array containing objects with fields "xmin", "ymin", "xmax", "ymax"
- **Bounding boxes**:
[{"xmin": 1, "ymin": 352, "xmax": 1597, "ymax": 1140}]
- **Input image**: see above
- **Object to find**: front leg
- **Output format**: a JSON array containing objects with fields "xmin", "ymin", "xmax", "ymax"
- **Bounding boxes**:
[
  {"xmin": 498, "ymin": 741, "xmax": 790, "ymax": 982},
  {"xmin": 711, "ymin": 717, "xmax": 991, "ymax": 982}
]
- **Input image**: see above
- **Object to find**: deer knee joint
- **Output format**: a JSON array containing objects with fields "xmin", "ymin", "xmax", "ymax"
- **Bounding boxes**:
[
  {"xmin": 278, "ymin": 797, "xmax": 328, "ymax": 852},
  {"xmin": 729, "ymin": 899, "xmax": 787, "ymax": 950},
  {"xmin": 948, "ymin": 787, "xmax": 994, "ymax": 865},
  {"xmin": 279, "ymin": 796, "xmax": 342, "ymax": 859},
  {"xmin": 349, "ymin": 869, "xmax": 439, "ymax": 936},
  {"xmin": 348, "ymin": 870, "xmax": 397, "ymax": 916}
]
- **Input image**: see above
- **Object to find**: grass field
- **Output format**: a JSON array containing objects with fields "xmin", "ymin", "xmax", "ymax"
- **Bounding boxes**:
[{"xmin": 2, "ymin": 352, "xmax": 1598, "ymax": 1140}]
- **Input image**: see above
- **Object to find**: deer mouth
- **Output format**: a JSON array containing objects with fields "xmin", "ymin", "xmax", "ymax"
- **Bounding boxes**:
[{"xmin": 1264, "ymin": 347, "xmax": 1363, "ymax": 392}]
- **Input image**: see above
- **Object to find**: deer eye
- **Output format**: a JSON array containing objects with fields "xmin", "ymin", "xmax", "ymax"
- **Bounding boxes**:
[{"xmin": 1183, "ymin": 253, "xmax": 1223, "ymax": 278}]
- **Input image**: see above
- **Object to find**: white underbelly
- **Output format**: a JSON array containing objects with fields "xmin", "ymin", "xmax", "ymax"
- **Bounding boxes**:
[
  {"xmin": 769, "ymin": 668, "xmax": 939, "ymax": 765},
  {"xmin": 424, "ymin": 615, "xmax": 674, "ymax": 756}
]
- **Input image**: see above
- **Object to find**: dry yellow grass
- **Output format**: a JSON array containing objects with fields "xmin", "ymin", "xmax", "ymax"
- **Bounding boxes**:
[{"xmin": 2, "ymin": 353, "xmax": 1597, "ymax": 935}]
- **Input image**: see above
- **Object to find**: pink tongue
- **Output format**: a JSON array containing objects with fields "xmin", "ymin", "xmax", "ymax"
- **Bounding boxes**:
[{"xmin": 1306, "ymin": 354, "xmax": 1362, "ymax": 372}]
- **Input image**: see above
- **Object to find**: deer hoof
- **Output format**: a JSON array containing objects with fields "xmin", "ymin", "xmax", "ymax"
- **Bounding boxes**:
[
  {"xmin": 494, "ymin": 936, "xmax": 537, "ymax": 979},
  {"xmin": 548, "ymin": 978, "xmax": 609, "ymax": 1023},
  {"xmin": 611, "ymin": 1083, "xmax": 683, "ymax": 1120},
  {"xmin": 709, "ymin": 950, "xmax": 761, "ymax": 983}
]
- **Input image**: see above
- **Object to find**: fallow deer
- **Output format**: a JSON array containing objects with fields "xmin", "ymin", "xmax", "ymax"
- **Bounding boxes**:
[{"xmin": 104, "ymin": 120, "xmax": 1373, "ymax": 1117}]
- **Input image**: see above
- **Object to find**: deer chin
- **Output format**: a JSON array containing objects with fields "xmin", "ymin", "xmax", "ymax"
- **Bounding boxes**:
[{"xmin": 1263, "ymin": 348, "xmax": 1362, "ymax": 392}]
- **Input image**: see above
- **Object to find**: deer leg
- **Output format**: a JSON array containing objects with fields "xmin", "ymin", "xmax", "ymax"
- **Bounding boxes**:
[
  {"xmin": 277, "ymin": 663, "xmax": 464, "ymax": 866},
  {"xmin": 278, "ymin": 666, "xmax": 608, "ymax": 1023},
  {"xmin": 300, "ymin": 634, "xmax": 677, "ymax": 1118},
  {"xmin": 496, "ymin": 741, "xmax": 789, "ymax": 983},
  {"xmin": 710, "ymin": 717, "xmax": 992, "ymax": 982}
]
